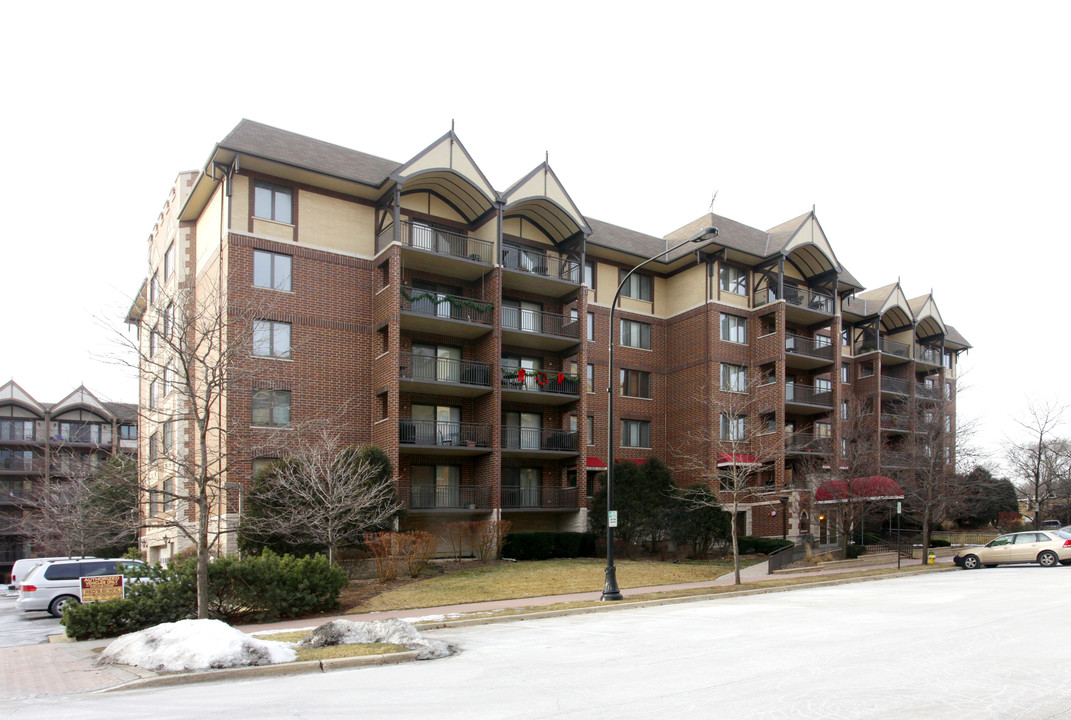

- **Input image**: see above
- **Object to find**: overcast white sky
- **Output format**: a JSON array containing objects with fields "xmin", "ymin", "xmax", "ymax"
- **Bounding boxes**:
[{"xmin": 2, "ymin": 1, "xmax": 1068, "ymax": 472}]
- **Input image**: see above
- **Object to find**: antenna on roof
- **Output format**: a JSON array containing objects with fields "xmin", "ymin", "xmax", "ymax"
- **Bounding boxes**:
[
  {"xmin": 545, "ymin": 150, "xmax": 549, "ymax": 165},
  {"xmin": 451, "ymin": 119, "xmax": 455, "ymax": 134},
  {"xmin": 708, "ymin": 191, "xmax": 718, "ymax": 213}
]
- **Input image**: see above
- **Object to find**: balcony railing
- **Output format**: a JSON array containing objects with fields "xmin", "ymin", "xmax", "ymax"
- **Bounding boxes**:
[
  {"xmin": 881, "ymin": 376, "xmax": 911, "ymax": 395},
  {"xmin": 502, "ymin": 246, "xmax": 581, "ymax": 283},
  {"xmin": 785, "ymin": 334, "xmax": 835, "ymax": 360},
  {"xmin": 785, "ymin": 433, "xmax": 830, "ymax": 454},
  {"xmin": 880, "ymin": 414, "xmax": 911, "ymax": 430},
  {"xmin": 400, "ymin": 286, "xmax": 493, "ymax": 325},
  {"xmin": 378, "ymin": 221, "xmax": 495, "ymax": 263},
  {"xmin": 501, "ymin": 307, "xmax": 580, "ymax": 340},
  {"xmin": 916, "ymin": 382, "xmax": 942, "ymax": 399},
  {"xmin": 501, "ymin": 485, "xmax": 579, "ymax": 509},
  {"xmin": 399, "ymin": 354, "xmax": 491, "ymax": 387},
  {"xmin": 785, "ymin": 383, "xmax": 833, "ymax": 407},
  {"xmin": 0, "ymin": 455, "xmax": 41, "ymax": 472},
  {"xmin": 398, "ymin": 420, "xmax": 492, "ymax": 448},
  {"xmin": 502, "ymin": 427, "xmax": 579, "ymax": 452},
  {"xmin": 0, "ymin": 421, "xmax": 40, "ymax": 443},
  {"xmin": 409, "ymin": 484, "xmax": 491, "ymax": 510},
  {"xmin": 915, "ymin": 344, "xmax": 942, "ymax": 365},
  {"xmin": 882, "ymin": 451, "xmax": 913, "ymax": 467},
  {"xmin": 500, "ymin": 369, "xmax": 580, "ymax": 396},
  {"xmin": 756, "ymin": 285, "xmax": 833, "ymax": 314}
]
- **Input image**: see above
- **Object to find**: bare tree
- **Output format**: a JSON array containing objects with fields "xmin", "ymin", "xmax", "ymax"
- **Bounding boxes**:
[
  {"xmin": 1005, "ymin": 400, "xmax": 1066, "ymax": 529},
  {"xmin": 240, "ymin": 426, "xmax": 400, "ymax": 564},
  {"xmin": 672, "ymin": 373, "xmax": 771, "ymax": 585},
  {"xmin": 12, "ymin": 452, "xmax": 137, "ymax": 557}
]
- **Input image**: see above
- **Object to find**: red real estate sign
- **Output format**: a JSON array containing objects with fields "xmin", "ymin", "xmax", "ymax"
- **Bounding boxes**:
[{"xmin": 80, "ymin": 575, "xmax": 124, "ymax": 603}]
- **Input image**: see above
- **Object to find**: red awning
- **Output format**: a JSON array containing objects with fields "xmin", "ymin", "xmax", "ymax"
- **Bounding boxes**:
[
  {"xmin": 717, "ymin": 452, "xmax": 761, "ymax": 467},
  {"xmin": 586, "ymin": 457, "xmax": 607, "ymax": 469},
  {"xmin": 815, "ymin": 476, "xmax": 904, "ymax": 504}
]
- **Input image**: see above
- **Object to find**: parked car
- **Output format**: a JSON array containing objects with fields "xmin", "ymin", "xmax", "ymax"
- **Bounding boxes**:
[
  {"xmin": 1040, "ymin": 520, "xmax": 1063, "ymax": 530},
  {"xmin": 15, "ymin": 558, "xmax": 147, "ymax": 617},
  {"xmin": 954, "ymin": 531, "xmax": 1071, "ymax": 569},
  {"xmin": 9, "ymin": 556, "xmax": 97, "ymax": 590}
]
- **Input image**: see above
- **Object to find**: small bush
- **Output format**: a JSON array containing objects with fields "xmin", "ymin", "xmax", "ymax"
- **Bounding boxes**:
[
  {"xmin": 846, "ymin": 543, "xmax": 866, "ymax": 559},
  {"xmin": 927, "ymin": 538, "xmax": 951, "ymax": 548},
  {"xmin": 735, "ymin": 536, "xmax": 792, "ymax": 555},
  {"xmin": 503, "ymin": 532, "xmax": 597, "ymax": 561}
]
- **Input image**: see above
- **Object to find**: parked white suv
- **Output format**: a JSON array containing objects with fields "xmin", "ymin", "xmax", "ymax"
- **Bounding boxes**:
[{"xmin": 15, "ymin": 558, "xmax": 148, "ymax": 617}]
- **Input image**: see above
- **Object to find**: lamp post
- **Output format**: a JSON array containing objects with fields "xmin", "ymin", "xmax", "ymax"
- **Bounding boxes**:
[{"xmin": 602, "ymin": 225, "xmax": 719, "ymax": 601}]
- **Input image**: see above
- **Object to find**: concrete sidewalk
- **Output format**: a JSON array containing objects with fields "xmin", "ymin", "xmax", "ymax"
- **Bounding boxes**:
[{"xmin": 0, "ymin": 551, "xmax": 954, "ymax": 700}]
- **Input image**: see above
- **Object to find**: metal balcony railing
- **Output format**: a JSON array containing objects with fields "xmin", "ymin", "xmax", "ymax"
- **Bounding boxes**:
[
  {"xmin": 785, "ymin": 334, "xmax": 835, "ymax": 360},
  {"xmin": 0, "ymin": 455, "xmax": 41, "ymax": 472},
  {"xmin": 880, "ymin": 414, "xmax": 911, "ymax": 430},
  {"xmin": 0, "ymin": 421, "xmax": 40, "ymax": 443},
  {"xmin": 756, "ymin": 284, "xmax": 833, "ymax": 314},
  {"xmin": 881, "ymin": 376, "xmax": 911, "ymax": 395},
  {"xmin": 409, "ymin": 484, "xmax": 490, "ymax": 510},
  {"xmin": 399, "ymin": 353, "xmax": 491, "ymax": 387},
  {"xmin": 785, "ymin": 433, "xmax": 830, "ymax": 454},
  {"xmin": 915, "ymin": 344, "xmax": 942, "ymax": 365},
  {"xmin": 377, "ymin": 221, "xmax": 495, "ymax": 263},
  {"xmin": 502, "ymin": 427, "xmax": 579, "ymax": 452},
  {"xmin": 785, "ymin": 383, "xmax": 833, "ymax": 407},
  {"xmin": 400, "ymin": 286, "xmax": 493, "ymax": 325},
  {"xmin": 882, "ymin": 451, "xmax": 913, "ymax": 467},
  {"xmin": 500, "ymin": 369, "xmax": 580, "ymax": 396},
  {"xmin": 501, "ymin": 485, "xmax": 579, "ymax": 509},
  {"xmin": 501, "ymin": 307, "xmax": 580, "ymax": 339},
  {"xmin": 916, "ymin": 382, "xmax": 942, "ymax": 399},
  {"xmin": 501, "ymin": 246, "xmax": 581, "ymax": 283},
  {"xmin": 398, "ymin": 420, "xmax": 492, "ymax": 448}
]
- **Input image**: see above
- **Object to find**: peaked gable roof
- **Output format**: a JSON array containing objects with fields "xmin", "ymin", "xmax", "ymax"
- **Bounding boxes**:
[
  {"xmin": 390, "ymin": 131, "xmax": 497, "ymax": 222},
  {"xmin": 502, "ymin": 161, "xmax": 590, "ymax": 243},
  {"xmin": 50, "ymin": 385, "xmax": 114, "ymax": 421},
  {"xmin": 909, "ymin": 293, "xmax": 946, "ymax": 338},
  {"xmin": 0, "ymin": 380, "xmax": 47, "ymax": 417}
]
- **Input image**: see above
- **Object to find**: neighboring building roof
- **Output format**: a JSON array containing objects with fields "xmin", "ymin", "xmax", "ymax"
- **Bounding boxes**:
[
  {"xmin": 0, "ymin": 381, "xmax": 135, "ymax": 421},
  {"xmin": 219, "ymin": 119, "xmax": 401, "ymax": 188},
  {"xmin": 586, "ymin": 217, "xmax": 667, "ymax": 258},
  {"xmin": 944, "ymin": 323, "xmax": 972, "ymax": 350}
]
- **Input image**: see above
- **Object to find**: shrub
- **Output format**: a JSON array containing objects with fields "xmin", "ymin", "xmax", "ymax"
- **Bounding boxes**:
[
  {"xmin": 473, "ymin": 520, "xmax": 511, "ymax": 562},
  {"xmin": 846, "ymin": 543, "xmax": 866, "ymax": 559},
  {"xmin": 927, "ymin": 538, "xmax": 951, "ymax": 548},
  {"xmin": 503, "ymin": 532, "xmax": 597, "ymax": 561},
  {"xmin": 734, "ymin": 536, "xmax": 792, "ymax": 555}
]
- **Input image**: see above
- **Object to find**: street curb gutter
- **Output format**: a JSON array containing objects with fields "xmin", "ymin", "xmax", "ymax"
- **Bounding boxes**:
[
  {"xmin": 100, "ymin": 650, "xmax": 420, "ymax": 693},
  {"xmin": 412, "ymin": 567, "xmax": 957, "ymax": 632}
]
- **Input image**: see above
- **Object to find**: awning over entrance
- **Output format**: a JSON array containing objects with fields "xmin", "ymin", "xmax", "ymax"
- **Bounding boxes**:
[
  {"xmin": 815, "ymin": 476, "xmax": 904, "ymax": 504},
  {"xmin": 717, "ymin": 452, "xmax": 761, "ymax": 467},
  {"xmin": 586, "ymin": 457, "xmax": 607, "ymax": 469}
]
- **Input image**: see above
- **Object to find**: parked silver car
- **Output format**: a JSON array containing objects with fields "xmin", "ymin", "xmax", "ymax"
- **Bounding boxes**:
[
  {"xmin": 15, "ymin": 558, "xmax": 147, "ymax": 617},
  {"xmin": 953, "ymin": 531, "xmax": 1071, "ymax": 569}
]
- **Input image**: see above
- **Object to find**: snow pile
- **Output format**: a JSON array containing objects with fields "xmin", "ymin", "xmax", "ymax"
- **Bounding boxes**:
[
  {"xmin": 300, "ymin": 618, "xmax": 453, "ymax": 660},
  {"xmin": 97, "ymin": 619, "xmax": 297, "ymax": 672}
]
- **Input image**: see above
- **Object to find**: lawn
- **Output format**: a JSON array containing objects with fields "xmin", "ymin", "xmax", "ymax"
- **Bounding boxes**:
[{"xmin": 351, "ymin": 557, "xmax": 750, "ymax": 613}]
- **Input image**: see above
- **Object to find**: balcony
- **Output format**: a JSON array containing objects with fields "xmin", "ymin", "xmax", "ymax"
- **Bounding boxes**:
[
  {"xmin": 408, "ymin": 484, "xmax": 491, "ymax": 511},
  {"xmin": 400, "ymin": 286, "xmax": 493, "ymax": 340},
  {"xmin": 858, "ymin": 336, "xmax": 911, "ymax": 365},
  {"xmin": 882, "ymin": 451, "xmax": 913, "ymax": 468},
  {"xmin": 0, "ymin": 421, "xmax": 42, "ymax": 444},
  {"xmin": 500, "ymin": 369, "xmax": 580, "ymax": 406},
  {"xmin": 785, "ymin": 334, "xmax": 835, "ymax": 370},
  {"xmin": 0, "ymin": 456, "xmax": 43, "ymax": 474},
  {"xmin": 501, "ymin": 427, "xmax": 580, "ymax": 458},
  {"xmin": 398, "ymin": 420, "xmax": 492, "ymax": 456},
  {"xmin": 399, "ymin": 353, "xmax": 492, "ymax": 398},
  {"xmin": 880, "ymin": 376, "xmax": 911, "ymax": 397},
  {"xmin": 501, "ymin": 245, "xmax": 581, "ymax": 297},
  {"xmin": 915, "ymin": 344, "xmax": 942, "ymax": 368},
  {"xmin": 501, "ymin": 485, "xmax": 579, "ymax": 510},
  {"xmin": 756, "ymin": 284, "xmax": 834, "ymax": 323},
  {"xmin": 784, "ymin": 383, "xmax": 833, "ymax": 414},
  {"xmin": 880, "ymin": 414, "xmax": 911, "ymax": 432},
  {"xmin": 785, "ymin": 433, "xmax": 830, "ymax": 455},
  {"xmin": 916, "ymin": 382, "xmax": 942, "ymax": 401},
  {"xmin": 378, "ymin": 221, "xmax": 493, "ymax": 281},
  {"xmin": 501, "ymin": 307, "xmax": 581, "ymax": 352}
]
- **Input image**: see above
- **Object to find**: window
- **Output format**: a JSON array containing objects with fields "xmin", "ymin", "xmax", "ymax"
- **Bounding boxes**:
[
  {"xmin": 587, "ymin": 312, "xmax": 595, "ymax": 342},
  {"xmin": 720, "ymin": 414, "xmax": 745, "ymax": 441},
  {"xmin": 150, "ymin": 271, "xmax": 159, "ymax": 305},
  {"xmin": 620, "ymin": 369, "xmax": 652, "ymax": 398},
  {"xmin": 620, "ymin": 319, "xmax": 651, "ymax": 349},
  {"xmin": 944, "ymin": 384, "xmax": 953, "ymax": 400},
  {"xmin": 815, "ymin": 335, "xmax": 832, "ymax": 348},
  {"xmin": 119, "ymin": 424, "xmax": 137, "ymax": 440},
  {"xmin": 162, "ymin": 421, "xmax": 173, "ymax": 455},
  {"xmin": 149, "ymin": 326, "xmax": 158, "ymax": 357},
  {"xmin": 411, "ymin": 465, "xmax": 462, "ymax": 508},
  {"xmin": 761, "ymin": 363, "xmax": 776, "ymax": 385},
  {"xmin": 149, "ymin": 489, "xmax": 159, "ymax": 517},
  {"xmin": 619, "ymin": 271, "xmax": 652, "ymax": 301},
  {"xmin": 720, "ymin": 314, "xmax": 746, "ymax": 344},
  {"xmin": 945, "ymin": 415, "xmax": 952, "ymax": 433},
  {"xmin": 860, "ymin": 362, "xmax": 874, "ymax": 378},
  {"xmin": 163, "ymin": 477, "xmax": 174, "ymax": 511},
  {"xmin": 413, "ymin": 404, "xmax": 462, "ymax": 446},
  {"xmin": 414, "ymin": 343, "xmax": 462, "ymax": 383},
  {"xmin": 583, "ymin": 261, "xmax": 595, "ymax": 287},
  {"xmin": 254, "ymin": 182, "xmax": 292, "ymax": 224},
  {"xmin": 502, "ymin": 299, "xmax": 542, "ymax": 333},
  {"xmin": 841, "ymin": 365, "xmax": 850, "ymax": 383},
  {"xmin": 569, "ymin": 415, "xmax": 578, "ymax": 433},
  {"xmin": 842, "ymin": 328, "xmax": 851, "ymax": 347},
  {"xmin": 719, "ymin": 264, "xmax": 747, "ymax": 295},
  {"xmin": 163, "ymin": 364, "xmax": 173, "ymax": 397},
  {"xmin": 815, "ymin": 422, "xmax": 831, "ymax": 439},
  {"xmin": 252, "ymin": 389, "xmax": 291, "ymax": 427},
  {"xmin": 0, "ymin": 420, "xmax": 34, "ymax": 442},
  {"xmin": 587, "ymin": 416, "xmax": 595, "ymax": 445},
  {"xmin": 253, "ymin": 250, "xmax": 292, "ymax": 292},
  {"xmin": 253, "ymin": 320, "xmax": 292, "ymax": 359},
  {"xmin": 587, "ymin": 364, "xmax": 595, "ymax": 393},
  {"xmin": 761, "ymin": 316, "xmax": 775, "ymax": 335},
  {"xmin": 841, "ymin": 400, "xmax": 850, "ymax": 420},
  {"xmin": 148, "ymin": 380, "xmax": 159, "ymax": 410},
  {"xmin": 164, "ymin": 243, "xmax": 175, "ymax": 281},
  {"xmin": 720, "ymin": 364, "xmax": 747, "ymax": 393},
  {"xmin": 149, "ymin": 431, "xmax": 159, "ymax": 462},
  {"xmin": 761, "ymin": 414, "xmax": 776, "ymax": 434},
  {"xmin": 251, "ymin": 457, "xmax": 278, "ymax": 478},
  {"xmin": 503, "ymin": 467, "xmax": 542, "ymax": 507},
  {"xmin": 163, "ymin": 302, "xmax": 174, "ymax": 338},
  {"xmin": 816, "ymin": 378, "xmax": 832, "ymax": 394},
  {"xmin": 622, "ymin": 419, "xmax": 650, "ymax": 448}
]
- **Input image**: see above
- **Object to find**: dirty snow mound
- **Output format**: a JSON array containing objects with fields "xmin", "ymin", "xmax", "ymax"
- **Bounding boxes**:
[
  {"xmin": 97, "ymin": 618, "xmax": 297, "ymax": 672},
  {"xmin": 300, "ymin": 618, "xmax": 452, "ymax": 660}
]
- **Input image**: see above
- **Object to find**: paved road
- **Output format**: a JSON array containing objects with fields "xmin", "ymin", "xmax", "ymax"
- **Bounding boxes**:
[
  {"xmin": 0, "ymin": 596, "xmax": 62, "ymax": 648},
  {"xmin": 9, "ymin": 567, "xmax": 1071, "ymax": 719}
]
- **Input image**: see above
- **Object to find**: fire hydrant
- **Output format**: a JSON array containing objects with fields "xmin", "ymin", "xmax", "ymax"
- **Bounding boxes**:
[{"xmin": 927, "ymin": 552, "xmax": 936, "ymax": 565}]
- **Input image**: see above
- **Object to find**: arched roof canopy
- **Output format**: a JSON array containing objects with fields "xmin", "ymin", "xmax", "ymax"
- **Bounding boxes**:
[
  {"xmin": 502, "ymin": 162, "xmax": 590, "ymax": 246},
  {"xmin": 49, "ymin": 386, "xmax": 115, "ymax": 421},
  {"xmin": 0, "ymin": 380, "xmax": 46, "ymax": 418},
  {"xmin": 910, "ymin": 294, "xmax": 947, "ymax": 341},
  {"xmin": 784, "ymin": 242, "xmax": 838, "ymax": 282},
  {"xmin": 390, "ymin": 131, "xmax": 498, "ymax": 224}
]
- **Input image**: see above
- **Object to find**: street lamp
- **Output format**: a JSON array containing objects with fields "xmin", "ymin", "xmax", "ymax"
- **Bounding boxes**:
[{"xmin": 602, "ymin": 225, "xmax": 719, "ymax": 601}]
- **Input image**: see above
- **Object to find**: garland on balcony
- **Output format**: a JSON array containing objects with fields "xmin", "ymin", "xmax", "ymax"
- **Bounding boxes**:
[
  {"xmin": 503, "ymin": 369, "xmax": 579, "ymax": 387},
  {"xmin": 400, "ymin": 288, "xmax": 494, "ymax": 315}
]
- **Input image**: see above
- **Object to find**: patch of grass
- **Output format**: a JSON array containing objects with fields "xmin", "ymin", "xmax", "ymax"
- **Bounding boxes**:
[
  {"xmin": 254, "ymin": 630, "xmax": 311, "ymax": 643},
  {"xmin": 351, "ymin": 557, "xmax": 757, "ymax": 613},
  {"xmin": 294, "ymin": 643, "xmax": 406, "ymax": 662}
]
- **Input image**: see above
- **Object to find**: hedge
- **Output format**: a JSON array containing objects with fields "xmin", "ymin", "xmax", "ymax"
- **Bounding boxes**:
[
  {"xmin": 736, "ymin": 536, "xmax": 793, "ymax": 555},
  {"xmin": 503, "ymin": 532, "xmax": 597, "ymax": 561}
]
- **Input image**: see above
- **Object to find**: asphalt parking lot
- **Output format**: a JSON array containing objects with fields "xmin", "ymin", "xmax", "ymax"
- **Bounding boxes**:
[{"xmin": 0, "ymin": 595, "xmax": 63, "ymax": 648}]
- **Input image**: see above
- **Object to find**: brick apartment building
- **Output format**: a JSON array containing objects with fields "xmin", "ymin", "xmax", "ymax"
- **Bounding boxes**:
[
  {"xmin": 0, "ymin": 381, "xmax": 137, "ymax": 582},
  {"xmin": 126, "ymin": 120, "xmax": 970, "ymax": 560}
]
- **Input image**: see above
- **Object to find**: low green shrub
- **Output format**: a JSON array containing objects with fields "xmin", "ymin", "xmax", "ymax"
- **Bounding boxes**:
[
  {"xmin": 846, "ymin": 543, "xmax": 866, "ymax": 559},
  {"xmin": 503, "ymin": 532, "xmax": 598, "ymax": 561},
  {"xmin": 927, "ymin": 538, "xmax": 951, "ymax": 548},
  {"xmin": 736, "ymin": 536, "xmax": 793, "ymax": 555}
]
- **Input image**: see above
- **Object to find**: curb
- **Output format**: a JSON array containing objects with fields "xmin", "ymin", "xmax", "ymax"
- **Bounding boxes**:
[{"xmin": 101, "ymin": 650, "xmax": 420, "ymax": 692}]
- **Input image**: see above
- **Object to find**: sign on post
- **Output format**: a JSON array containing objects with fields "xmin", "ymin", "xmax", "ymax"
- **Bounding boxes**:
[
  {"xmin": 897, "ymin": 501, "xmax": 902, "ymax": 515},
  {"xmin": 80, "ymin": 575, "xmax": 124, "ymax": 603}
]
